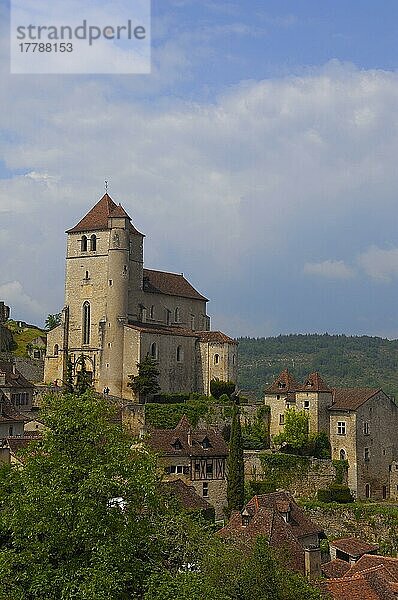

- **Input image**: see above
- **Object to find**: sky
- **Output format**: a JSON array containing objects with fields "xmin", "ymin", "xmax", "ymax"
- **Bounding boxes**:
[{"xmin": 2, "ymin": 0, "xmax": 398, "ymax": 338}]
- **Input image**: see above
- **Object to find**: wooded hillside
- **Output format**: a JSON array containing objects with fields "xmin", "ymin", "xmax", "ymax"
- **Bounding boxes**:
[{"xmin": 237, "ymin": 334, "xmax": 398, "ymax": 400}]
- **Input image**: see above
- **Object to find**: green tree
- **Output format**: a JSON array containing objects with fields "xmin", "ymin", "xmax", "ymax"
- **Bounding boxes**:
[
  {"xmin": 0, "ymin": 392, "xmax": 160, "ymax": 599},
  {"xmin": 64, "ymin": 354, "xmax": 74, "ymax": 394},
  {"xmin": 45, "ymin": 313, "xmax": 62, "ymax": 331},
  {"xmin": 210, "ymin": 378, "xmax": 236, "ymax": 400},
  {"xmin": 274, "ymin": 408, "xmax": 309, "ymax": 452},
  {"xmin": 145, "ymin": 537, "xmax": 323, "ymax": 600},
  {"xmin": 75, "ymin": 354, "xmax": 91, "ymax": 396},
  {"xmin": 226, "ymin": 402, "xmax": 244, "ymax": 513},
  {"xmin": 127, "ymin": 354, "xmax": 160, "ymax": 402}
]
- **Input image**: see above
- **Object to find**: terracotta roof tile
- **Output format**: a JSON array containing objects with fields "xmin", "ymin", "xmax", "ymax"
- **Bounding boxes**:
[
  {"xmin": 143, "ymin": 268, "xmax": 208, "ymax": 301},
  {"xmin": 196, "ymin": 331, "xmax": 237, "ymax": 344},
  {"xmin": 329, "ymin": 388, "xmax": 381, "ymax": 411},
  {"xmin": 345, "ymin": 554, "xmax": 398, "ymax": 581},
  {"xmin": 217, "ymin": 491, "xmax": 323, "ymax": 575},
  {"xmin": 330, "ymin": 537, "xmax": 379, "ymax": 557},
  {"xmin": 321, "ymin": 566, "xmax": 397, "ymax": 600},
  {"xmin": 322, "ymin": 559, "xmax": 351, "ymax": 579},
  {"xmin": 66, "ymin": 193, "xmax": 143, "ymax": 235},
  {"xmin": 126, "ymin": 321, "xmax": 198, "ymax": 338},
  {"xmin": 265, "ymin": 369, "xmax": 300, "ymax": 394},
  {"xmin": 298, "ymin": 372, "xmax": 331, "ymax": 392},
  {"xmin": 147, "ymin": 415, "xmax": 228, "ymax": 457},
  {"xmin": 162, "ymin": 479, "xmax": 212, "ymax": 511}
]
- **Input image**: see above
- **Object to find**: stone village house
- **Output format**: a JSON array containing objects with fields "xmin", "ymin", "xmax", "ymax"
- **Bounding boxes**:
[
  {"xmin": 45, "ymin": 193, "xmax": 237, "ymax": 400},
  {"xmin": 217, "ymin": 491, "xmax": 325, "ymax": 578},
  {"xmin": 265, "ymin": 369, "xmax": 398, "ymax": 501},
  {"xmin": 146, "ymin": 415, "xmax": 227, "ymax": 520},
  {"xmin": 0, "ymin": 361, "xmax": 34, "ymax": 441}
]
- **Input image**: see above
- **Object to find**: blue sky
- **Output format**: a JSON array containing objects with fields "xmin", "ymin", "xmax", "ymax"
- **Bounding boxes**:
[{"xmin": 2, "ymin": 0, "xmax": 398, "ymax": 338}]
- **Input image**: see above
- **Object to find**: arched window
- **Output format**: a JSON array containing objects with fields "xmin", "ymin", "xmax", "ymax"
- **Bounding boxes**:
[
  {"xmin": 82, "ymin": 301, "xmax": 91, "ymax": 345},
  {"xmin": 176, "ymin": 345, "xmax": 184, "ymax": 363},
  {"xmin": 54, "ymin": 344, "xmax": 59, "ymax": 356},
  {"xmin": 81, "ymin": 235, "xmax": 88, "ymax": 252},
  {"xmin": 339, "ymin": 449, "xmax": 347, "ymax": 461},
  {"xmin": 214, "ymin": 354, "xmax": 219, "ymax": 365},
  {"xmin": 174, "ymin": 307, "xmax": 180, "ymax": 323},
  {"xmin": 150, "ymin": 305, "xmax": 154, "ymax": 319},
  {"xmin": 90, "ymin": 234, "xmax": 97, "ymax": 251},
  {"xmin": 150, "ymin": 342, "xmax": 158, "ymax": 359}
]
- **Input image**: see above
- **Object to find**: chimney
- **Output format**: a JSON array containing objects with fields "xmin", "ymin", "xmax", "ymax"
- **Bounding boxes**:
[{"xmin": 304, "ymin": 546, "xmax": 321, "ymax": 579}]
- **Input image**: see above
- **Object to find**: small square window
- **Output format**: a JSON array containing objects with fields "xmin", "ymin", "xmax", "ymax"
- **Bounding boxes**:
[
  {"xmin": 337, "ymin": 422, "xmax": 346, "ymax": 435},
  {"xmin": 176, "ymin": 465, "xmax": 183, "ymax": 474},
  {"xmin": 304, "ymin": 400, "xmax": 310, "ymax": 409}
]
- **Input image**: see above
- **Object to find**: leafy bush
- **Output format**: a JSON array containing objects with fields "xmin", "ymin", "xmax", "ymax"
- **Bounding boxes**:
[
  {"xmin": 210, "ymin": 378, "xmax": 235, "ymax": 400},
  {"xmin": 151, "ymin": 393, "xmax": 190, "ymax": 404},
  {"xmin": 309, "ymin": 432, "xmax": 331, "ymax": 459},
  {"xmin": 317, "ymin": 484, "xmax": 353, "ymax": 503}
]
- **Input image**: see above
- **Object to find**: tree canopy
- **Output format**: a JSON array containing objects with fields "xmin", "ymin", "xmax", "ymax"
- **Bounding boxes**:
[
  {"xmin": 45, "ymin": 313, "xmax": 62, "ymax": 331},
  {"xmin": 0, "ymin": 392, "xmax": 323, "ymax": 600},
  {"xmin": 128, "ymin": 355, "xmax": 161, "ymax": 401}
]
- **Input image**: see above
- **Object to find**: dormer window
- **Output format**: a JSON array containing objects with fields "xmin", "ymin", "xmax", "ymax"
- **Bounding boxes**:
[
  {"xmin": 278, "ymin": 382, "xmax": 286, "ymax": 389},
  {"xmin": 172, "ymin": 439, "xmax": 182, "ymax": 450},
  {"xmin": 306, "ymin": 380, "xmax": 313, "ymax": 388},
  {"xmin": 241, "ymin": 508, "xmax": 251, "ymax": 527},
  {"xmin": 201, "ymin": 436, "xmax": 211, "ymax": 449}
]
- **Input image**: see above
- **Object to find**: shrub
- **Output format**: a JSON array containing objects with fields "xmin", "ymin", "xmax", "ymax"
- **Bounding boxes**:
[
  {"xmin": 210, "ymin": 378, "xmax": 236, "ymax": 400},
  {"xmin": 317, "ymin": 484, "xmax": 353, "ymax": 504}
]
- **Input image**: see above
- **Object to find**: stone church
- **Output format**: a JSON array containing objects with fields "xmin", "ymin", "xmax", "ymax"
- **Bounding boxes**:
[{"xmin": 44, "ymin": 193, "xmax": 237, "ymax": 399}]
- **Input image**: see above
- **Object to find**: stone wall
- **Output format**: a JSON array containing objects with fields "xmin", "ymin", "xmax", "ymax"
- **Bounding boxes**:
[
  {"xmin": 244, "ymin": 452, "xmax": 346, "ymax": 499},
  {"xmin": 305, "ymin": 504, "xmax": 398, "ymax": 555}
]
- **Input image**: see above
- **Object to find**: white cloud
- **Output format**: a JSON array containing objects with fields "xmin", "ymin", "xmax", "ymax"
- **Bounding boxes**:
[
  {"xmin": 2, "ymin": 59, "xmax": 398, "ymax": 330},
  {"xmin": 358, "ymin": 246, "xmax": 398, "ymax": 282},
  {"xmin": 303, "ymin": 260, "xmax": 355, "ymax": 280},
  {"xmin": 0, "ymin": 281, "xmax": 43, "ymax": 320}
]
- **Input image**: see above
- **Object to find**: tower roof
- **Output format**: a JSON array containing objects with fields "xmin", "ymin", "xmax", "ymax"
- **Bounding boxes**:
[
  {"xmin": 66, "ymin": 193, "xmax": 143, "ymax": 235},
  {"xmin": 265, "ymin": 369, "xmax": 300, "ymax": 394},
  {"xmin": 298, "ymin": 372, "xmax": 331, "ymax": 392}
]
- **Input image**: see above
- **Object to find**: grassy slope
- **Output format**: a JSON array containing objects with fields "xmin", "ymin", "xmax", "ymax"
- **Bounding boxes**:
[
  {"xmin": 237, "ymin": 334, "xmax": 398, "ymax": 399},
  {"xmin": 8, "ymin": 326, "xmax": 46, "ymax": 357}
]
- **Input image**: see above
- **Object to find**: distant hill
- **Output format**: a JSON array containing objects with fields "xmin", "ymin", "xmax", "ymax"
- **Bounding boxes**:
[{"xmin": 237, "ymin": 334, "xmax": 398, "ymax": 400}]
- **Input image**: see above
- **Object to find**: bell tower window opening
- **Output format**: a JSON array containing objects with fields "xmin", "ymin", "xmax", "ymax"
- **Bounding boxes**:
[
  {"xmin": 53, "ymin": 344, "xmax": 59, "ymax": 356},
  {"xmin": 214, "ymin": 354, "xmax": 219, "ymax": 365},
  {"xmin": 81, "ymin": 235, "xmax": 88, "ymax": 252},
  {"xmin": 90, "ymin": 235, "xmax": 97, "ymax": 251},
  {"xmin": 82, "ymin": 301, "xmax": 91, "ymax": 345},
  {"xmin": 174, "ymin": 307, "xmax": 180, "ymax": 323}
]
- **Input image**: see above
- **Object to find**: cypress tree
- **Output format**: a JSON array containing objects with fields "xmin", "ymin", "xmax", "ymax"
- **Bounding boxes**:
[
  {"xmin": 227, "ymin": 400, "xmax": 245, "ymax": 513},
  {"xmin": 75, "ymin": 354, "xmax": 91, "ymax": 396},
  {"xmin": 64, "ymin": 354, "xmax": 74, "ymax": 394}
]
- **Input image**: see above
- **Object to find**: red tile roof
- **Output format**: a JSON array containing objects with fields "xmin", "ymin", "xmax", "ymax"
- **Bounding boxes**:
[
  {"xmin": 329, "ymin": 388, "xmax": 381, "ymax": 411},
  {"xmin": 217, "ymin": 491, "xmax": 324, "ymax": 575},
  {"xmin": 126, "ymin": 322, "xmax": 198, "ymax": 338},
  {"xmin": 162, "ymin": 479, "xmax": 212, "ymax": 511},
  {"xmin": 331, "ymin": 537, "xmax": 379, "ymax": 557},
  {"xmin": 5, "ymin": 435, "xmax": 41, "ymax": 454},
  {"xmin": 322, "ymin": 559, "xmax": 351, "ymax": 579},
  {"xmin": 147, "ymin": 415, "xmax": 228, "ymax": 457},
  {"xmin": 265, "ymin": 369, "xmax": 300, "ymax": 394},
  {"xmin": 196, "ymin": 331, "xmax": 237, "ymax": 344},
  {"xmin": 298, "ymin": 372, "xmax": 331, "ymax": 392},
  {"xmin": 66, "ymin": 193, "xmax": 143, "ymax": 235},
  {"xmin": 321, "ymin": 566, "xmax": 397, "ymax": 600},
  {"xmin": 143, "ymin": 268, "xmax": 208, "ymax": 301},
  {"xmin": 345, "ymin": 554, "xmax": 398, "ymax": 581}
]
